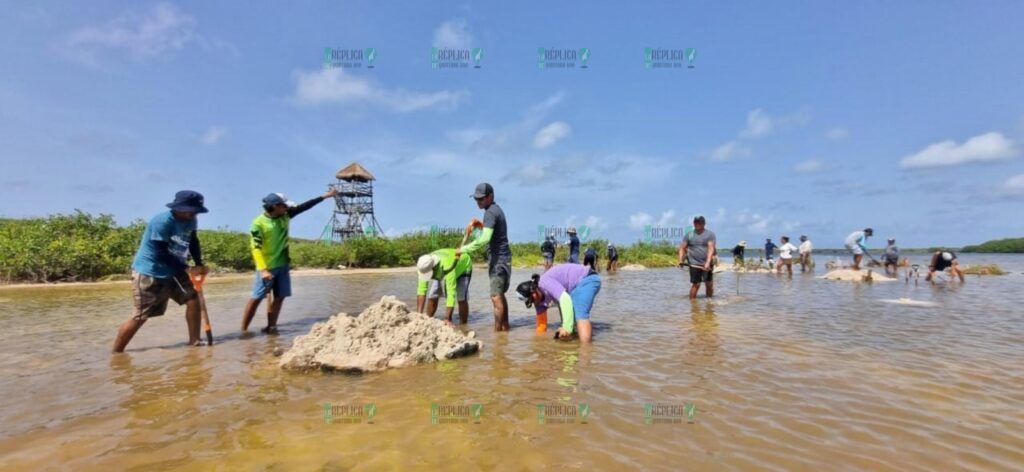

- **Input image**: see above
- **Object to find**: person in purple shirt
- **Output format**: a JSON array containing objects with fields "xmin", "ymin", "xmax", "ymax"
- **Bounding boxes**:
[{"xmin": 515, "ymin": 263, "xmax": 601, "ymax": 342}]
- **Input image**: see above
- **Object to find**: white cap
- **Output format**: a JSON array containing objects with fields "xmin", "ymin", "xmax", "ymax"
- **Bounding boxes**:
[
  {"xmin": 417, "ymin": 254, "xmax": 438, "ymax": 282},
  {"xmin": 942, "ymin": 252, "xmax": 953, "ymax": 261}
]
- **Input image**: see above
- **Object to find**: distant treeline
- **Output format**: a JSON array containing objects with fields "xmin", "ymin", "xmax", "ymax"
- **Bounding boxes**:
[
  {"xmin": 0, "ymin": 212, "xmax": 679, "ymax": 283},
  {"xmin": 961, "ymin": 238, "xmax": 1024, "ymax": 253}
]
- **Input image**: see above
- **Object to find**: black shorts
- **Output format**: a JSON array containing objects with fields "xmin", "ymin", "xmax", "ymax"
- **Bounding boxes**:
[
  {"xmin": 689, "ymin": 266, "xmax": 713, "ymax": 284},
  {"xmin": 132, "ymin": 271, "xmax": 196, "ymax": 320}
]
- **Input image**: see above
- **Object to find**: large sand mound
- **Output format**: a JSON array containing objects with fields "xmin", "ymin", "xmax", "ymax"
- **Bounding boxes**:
[
  {"xmin": 820, "ymin": 269, "xmax": 896, "ymax": 282},
  {"xmin": 280, "ymin": 296, "xmax": 482, "ymax": 373}
]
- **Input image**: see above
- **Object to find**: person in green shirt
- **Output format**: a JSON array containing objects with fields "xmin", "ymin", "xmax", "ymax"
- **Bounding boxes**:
[
  {"xmin": 241, "ymin": 188, "xmax": 337, "ymax": 334},
  {"xmin": 415, "ymin": 248, "xmax": 473, "ymax": 324}
]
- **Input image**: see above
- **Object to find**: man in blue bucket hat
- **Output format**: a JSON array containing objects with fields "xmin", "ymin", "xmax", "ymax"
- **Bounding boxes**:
[{"xmin": 113, "ymin": 190, "xmax": 209, "ymax": 352}]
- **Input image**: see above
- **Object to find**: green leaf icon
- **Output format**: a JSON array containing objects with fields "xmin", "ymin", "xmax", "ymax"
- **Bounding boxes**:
[{"xmin": 684, "ymin": 402, "xmax": 696, "ymax": 421}]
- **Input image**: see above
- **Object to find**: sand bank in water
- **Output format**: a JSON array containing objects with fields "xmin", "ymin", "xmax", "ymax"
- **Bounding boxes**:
[
  {"xmin": 280, "ymin": 296, "xmax": 482, "ymax": 373},
  {"xmin": 620, "ymin": 264, "xmax": 647, "ymax": 271},
  {"xmin": 820, "ymin": 269, "xmax": 897, "ymax": 282},
  {"xmin": 879, "ymin": 298, "xmax": 939, "ymax": 308}
]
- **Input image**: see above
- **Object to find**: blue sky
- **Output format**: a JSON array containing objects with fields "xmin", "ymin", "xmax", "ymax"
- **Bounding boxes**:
[{"xmin": 2, "ymin": 1, "xmax": 1023, "ymax": 247}]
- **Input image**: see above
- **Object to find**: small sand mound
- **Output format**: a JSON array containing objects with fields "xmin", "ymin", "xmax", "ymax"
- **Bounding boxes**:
[
  {"xmin": 620, "ymin": 264, "xmax": 647, "ymax": 271},
  {"xmin": 820, "ymin": 269, "xmax": 896, "ymax": 282},
  {"xmin": 280, "ymin": 296, "xmax": 482, "ymax": 373},
  {"xmin": 879, "ymin": 298, "xmax": 938, "ymax": 308}
]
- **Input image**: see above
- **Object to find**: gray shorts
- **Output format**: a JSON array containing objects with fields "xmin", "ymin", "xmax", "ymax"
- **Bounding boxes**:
[
  {"xmin": 131, "ymin": 271, "xmax": 196, "ymax": 320},
  {"xmin": 489, "ymin": 261, "xmax": 511, "ymax": 295},
  {"xmin": 426, "ymin": 274, "xmax": 472, "ymax": 302}
]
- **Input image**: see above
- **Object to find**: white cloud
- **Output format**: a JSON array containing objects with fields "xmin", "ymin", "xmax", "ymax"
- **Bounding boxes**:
[
  {"xmin": 446, "ymin": 92, "xmax": 564, "ymax": 151},
  {"xmin": 64, "ymin": 3, "xmax": 197, "ymax": 65},
  {"xmin": 533, "ymin": 121, "xmax": 571, "ymax": 149},
  {"xmin": 900, "ymin": 132, "xmax": 1017, "ymax": 169},
  {"xmin": 740, "ymin": 108, "xmax": 773, "ymax": 138},
  {"xmin": 433, "ymin": 19, "xmax": 473, "ymax": 49},
  {"xmin": 825, "ymin": 127, "xmax": 849, "ymax": 140},
  {"xmin": 292, "ymin": 67, "xmax": 468, "ymax": 112},
  {"xmin": 584, "ymin": 215, "xmax": 607, "ymax": 230},
  {"xmin": 999, "ymin": 174, "xmax": 1024, "ymax": 196},
  {"xmin": 794, "ymin": 159, "xmax": 823, "ymax": 173},
  {"xmin": 709, "ymin": 141, "xmax": 751, "ymax": 161},
  {"xmin": 629, "ymin": 212, "xmax": 652, "ymax": 230},
  {"xmin": 200, "ymin": 126, "xmax": 226, "ymax": 145}
]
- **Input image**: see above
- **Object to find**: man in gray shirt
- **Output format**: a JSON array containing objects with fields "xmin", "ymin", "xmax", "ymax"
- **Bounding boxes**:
[
  {"xmin": 678, "ymin": 215, "xmax": 717, "ymax": 299},
  {"xmin": 458, "ymin": 183, "xmax": 512, "ymax": 331}
]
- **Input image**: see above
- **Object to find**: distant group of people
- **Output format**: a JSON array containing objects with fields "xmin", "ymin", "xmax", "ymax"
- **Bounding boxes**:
[{"xmin": 540, "ymin": 230, "xmax": 619, "ymax": 273}]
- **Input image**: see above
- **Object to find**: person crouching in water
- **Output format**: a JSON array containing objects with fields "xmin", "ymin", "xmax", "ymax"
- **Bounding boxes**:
[
  {"xmin": 883, "ymin": 238, "xmax": 900, "ymax": 276},
  {"xmin": 927, "ymin": 250, "xmax": 965, "ymax": 283},
  {"xmin": 777, "ymin": 236, "xmax": 798, "ymax": 276},
  {"xmin": 415, "ymin": 249, "xmax": 472, "ymax": 324},
  {"xmin": 732, "ymin": 240, "xmax": 746, "ymax": 268},
  {"xmin": 583, "ymin": 247, "xmax": 599, "ymax": 273},
  {"xmin": 606, "ymin": 243, "xmax": 619, "ymax": 273},
  {"xmin": 515, "ymin": 262, "xmax": 601, "ymax": 342}
]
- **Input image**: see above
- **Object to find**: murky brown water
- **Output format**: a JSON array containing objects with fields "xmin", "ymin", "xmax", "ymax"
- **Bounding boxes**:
[{"xmin": 1, "ymin": 255, "xmax": 1023, "ymax": 471}]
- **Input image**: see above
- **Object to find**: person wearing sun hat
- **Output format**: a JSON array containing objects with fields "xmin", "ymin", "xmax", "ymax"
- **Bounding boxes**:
[
  {"xmin": 515, "ymin": 262, "xmax": 601, "ymax": 342},
  {"xmin": 241, "ymin": 187, "xmax": 338, "ymax": 334},
  {"xmin": 112, "ymin": 190, "xmax": 209, "ymax": 353},
  {"xmin": 415, "ymin": 248, "xmax": 473, "ymax": 324},
  {"xmin": 565, "ymin": 226, "xmax": 581, "ymax": 263},
  {"xmin": 732, "ymin": 240, "xmax": 746, "ymax": 267}
]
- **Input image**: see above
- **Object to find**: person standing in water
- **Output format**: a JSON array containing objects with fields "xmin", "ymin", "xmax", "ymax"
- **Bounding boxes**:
[
  {"xmin": 541, "ymin": 235, "xmax": 556, "ymax": 271},
  {"xmin": 844, "ymin": 227, "xmax": 874, "ymax": 270},
  {"xmin": 798, "ymin": 235, "xmax": 814, "ymax": 272},
  {"xmin": 606, "ymin": 243, "xmax": 619, "ymax": 273},
  {"xmin": 764, "ymin": 238, "xmax": 777, "ymax": 269},
  {"xmin": 883, "ymin": 238, "xmax": 900, "ymax": 276},
  {"xmin": 458, "ymin": 183, "xmax": 512, "ymax": 331},
  {"xmin": 241, "ymin": 188, "xmax": 338, "ymax": 334},
  {"xmin": 415, "ymin": 248, "xmax": 472, "ymax": 324},
  {"xmin": 565, "ymin": 227, "xmax": 581, "ymax": 263},
  {"xmin": 776, "ymin": 236, "xmax": 798, "ymax": 276},
  {"xmin": 515, "ymin": 263, "xmax": 601, "ymax": 342},
  {"xmin": 113, "ymin": 191, "xmax": 209, "ymax": 353},
  {"xmin": 678, "ymin": 215, "xmax": 716, "ymax": 299},
  {"xmin": 927, "ymin": 250, "xmax": 965, "ymax": 283},
  {"xmin": 732, "ymin": 240, "xmax": 746, "ymax": 267}
]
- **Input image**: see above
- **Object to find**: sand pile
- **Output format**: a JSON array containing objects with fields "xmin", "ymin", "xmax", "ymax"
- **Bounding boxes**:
[
  {"xmin": 820, "ymin": 269, "xmax": 896, "ymax": 283},
  {"xmin": 279, "ymin": 296, "xmax": 482, "ymax": 373}
]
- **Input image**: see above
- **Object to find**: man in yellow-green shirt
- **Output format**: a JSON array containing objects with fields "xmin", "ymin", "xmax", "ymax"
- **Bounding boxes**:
[
  {"xmin": 415, "ymin": 248, "xmax": 473, "ymax": 324},
  {"xmin": 241, "ymin": 188, "xmax": 337, "ymax": 334}
]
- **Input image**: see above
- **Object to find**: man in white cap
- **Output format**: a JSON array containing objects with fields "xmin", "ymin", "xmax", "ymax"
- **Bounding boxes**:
[
  {"xmin": 565, "ymin": 226, "xmax": 581, "ymax": 263},
  {"xmin": 798, "ymin": 235, "xmax": 814, "ymax": 272},
  {"xmin": 926, "ymin": 250, "xmax": 965, "ymax": 283},
  {"xmin": 416, "ymin": 248, "xmax": 473, "ymax": 324}
]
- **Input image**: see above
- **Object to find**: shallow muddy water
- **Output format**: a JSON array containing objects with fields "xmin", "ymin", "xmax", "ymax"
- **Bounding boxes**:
[{"xmin": 1, "ymin": 254, "xmax": 1023, "ymax": 470}]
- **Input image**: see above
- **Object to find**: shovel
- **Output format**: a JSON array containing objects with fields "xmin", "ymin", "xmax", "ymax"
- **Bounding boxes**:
[{"xmin": 190, "ymin": 272, "xmax": 214, "ymax": 345}]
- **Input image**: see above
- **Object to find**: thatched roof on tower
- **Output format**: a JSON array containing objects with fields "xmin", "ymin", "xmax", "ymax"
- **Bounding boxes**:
[{"xmin": 336, "ymin": 162, "xmax": 376, "ymax": 182}]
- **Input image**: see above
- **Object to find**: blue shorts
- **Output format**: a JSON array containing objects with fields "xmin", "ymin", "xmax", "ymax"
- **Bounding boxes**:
[
  {"xmin": 252, "ymin": 265, "xmax": 292, "ymax": 299},
  {"xmin": 569, "ymin": 274, "xmax": 601, "ymax": 321}
]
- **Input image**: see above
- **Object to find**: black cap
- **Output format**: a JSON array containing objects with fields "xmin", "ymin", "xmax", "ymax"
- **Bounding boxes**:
[
  {"xmin": 166, "ymin": 190, "xmax": 208, "ymax": 214},
  {"xmin": 693, "ymin": 214, "xmax": 706, "ymax": 223},
  {"xmin": 471, "ymin": 183, "xmax": 494, "ymax": 199},
  {"xmin": 865, "ymin": 227, "xmax": 874, "ymax": 235},
  {"xmin": 515, "ymin": 280, "xmax": 536, "ymax": 308}
]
